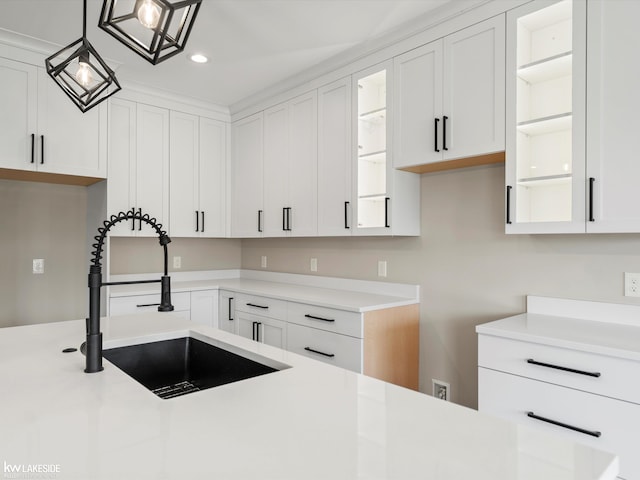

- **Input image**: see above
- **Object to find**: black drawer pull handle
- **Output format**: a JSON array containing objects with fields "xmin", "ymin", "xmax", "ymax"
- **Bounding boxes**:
[
  {"xmin": 136, "ymin": 303, "xmax": 161, "ymax": 308},
  {"xmin": 434, "ymin": 118, "xmax": 440, "ymax": 152},
  {"xmin": 40, "ymin": 135, "xmax": 45, "ymax": 164},
  {"xmin": 506, "ymin": 185, "xmax": 512, "ymax": 225},
  {"xmin": 344, "ymin": 201, "xmax": 350, "ymax": 229},
  {"xmin": 228, "ymin": 297, "xmax": 234, "ymax": 321},
  {"xmin": 588, "ymin": 177, "xmax": 595, "ymax": 222},
  {"xmin": 195, "ymin": 210, "xmax": 199, "ymax": 232},
  {"xmin": 304, "ymin": 347, "xmax": 335, "ymax": 358},
  {"xmin": 30, "ymin": 133, "xmax": 35, "ymax": 163},
  {"xmin": 246, "ymin": 303, "xmax": 268, "ymax": 309},
  {"xmin": 304, "ymin": 314, "xmax": 335, "ymax": 323},
  {"xmin": 526, "ymin": 359, "xmax": 601, "ymax": 378},
  {"xmin": 527, "ymin": 412, "xmax": 601, "ymax": 438},
  {"xmin": 442, "ymin": 115, "xmax": 449, "ymax": 151}
]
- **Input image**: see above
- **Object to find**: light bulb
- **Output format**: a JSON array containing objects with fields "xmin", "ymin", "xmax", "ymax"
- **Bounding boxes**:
[
  {"xmin": 76, "ymin": 61, "xmax": 93, "ymax": 88},
  {"xmin": 138, "ymin": 0, "xmax": 161, "ymax": 29}
]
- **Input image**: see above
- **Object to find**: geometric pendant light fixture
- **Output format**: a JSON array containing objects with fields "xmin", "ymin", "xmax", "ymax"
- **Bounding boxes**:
[
  {"xmin": 98, "ymin": 0, "xmax": 203, "ymax": 65},
  {"xmin": 45, "ymin": 0, "xmax": 121, "ymax": 113}
]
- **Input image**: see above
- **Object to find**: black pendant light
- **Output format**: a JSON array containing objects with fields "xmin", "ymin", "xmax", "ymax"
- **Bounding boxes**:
[
  {"xmin": 98, "ymin": 0, "xmax": 202, "ymax": 65},
  {"xmin": 45, "ymin": 0, "xmax": 121, "ymax": 113}
]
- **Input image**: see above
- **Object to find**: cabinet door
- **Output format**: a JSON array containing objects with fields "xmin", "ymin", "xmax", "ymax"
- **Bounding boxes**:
[
  {"xmin": 443, "ymin": 15, "xmax": 505, "ymax": 161},
  {"xmin": 0, "ymin": 57, "xmax": 37, "ymax": 171},
  {"xmin": 259, "ymin": 317, "xmax": 287, "ymax": 349},
  {"xmin": 37, "ymin": 69, "xmax": 107, "ymax": 178},
  {"xmin": 586, "ymin": 0, "xmax": 640, "ymax": 233},
  {"xmin": 136, "ymin": 103, "xmax": 169, "ymax": 237},
  {"xmin": 190, "ymin": 290, "xmax": 218, "ymax": 327},
  {"xmin": 231, "ymin": 112, "xmax": 263, "ymax": 238},
  {"xmin": 218, "ymin": 291, "xmax": 235, "ymax": 333},
  {"xmin": 317, "ymin": 78, "xmax": 352, "ymax": 236},
  {"xmin": 235, "ymin": 311, "xmax": 260, "ymax": 341},
  {"xmin": 505, "ymin": 0, "xmax": 587, "ymax": 234},
  {"xmin": 199, "ymin": 117, "xmax": 227, "ymax": 237},
  {"xmin": 169, "ymin": 111, "xmax": 199, "ymax": 237},
  {"xmin": 262, "ymin": 102, "xmax": 289, "ymax": 237},
  {"xmin": 288, "ymin": 91, "xmax": 318, "ymax": 237},
  {"xmin": 393, "ymin": 40, "xmax": 443, "ymax": 169},
  {"xmin": 107, "ymin": 99, "xmax": 137, "ymax": 237}
]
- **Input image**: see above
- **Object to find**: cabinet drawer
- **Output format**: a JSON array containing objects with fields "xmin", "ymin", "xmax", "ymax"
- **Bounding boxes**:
[
  {"xmin": 479, "ymin": 367, "xmax": 638, "ymax": 480},
  {"xmin": 287, "ymin": 302, "xmax": 362, "ymax": 338},
  {"xmin": 234, "ymin": 293, "xmax": 287, "ymax": 319},
  {"xmin": 287, "ymin": 322, "xmax": 362, "ymax": 373},
  {"xmin": 109, "ymin": 292, "xmax": 190, "ymax": 317},
  {"xmin": 478, "ymin": 334, "xmax": 640, "ymax": 404}
]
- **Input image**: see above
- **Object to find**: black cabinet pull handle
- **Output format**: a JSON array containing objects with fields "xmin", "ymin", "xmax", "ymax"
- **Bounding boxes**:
[
  {"xmin": 130, "ymin": 207, "xmax": 135, "ymax": 231},
  {"xmin": 588, "ymin": 177, "xmax": 595, "ymax": 222},
  {"xmin": 252, "ymin": 322, "xmax": 262, "ymax": 342},
  {"xmin": 286, "ymin": 207, "xmax": 292, "ymax": 231},
  {"xmin": 201, "ymin": 211, "xmax": 205, "ymax": 232},
  {"xmin": 527, "ymin": 412, "xmax": 601, "ymax": 438},
  {"xmin": 304, "ymin": 314, "xmax": 335, "ymax": 323},
  {"xmin": 138, "ymin": 207, "xmax": 142, "ymax": 231},
  {"xmin": 443, "ymin": 115, "xmax": 448, "ymax": 151},
  {"xmin": 526, "ymin": 359, "xmax": 601, "ymax": 378},
  {"xmin": 385, "ymin": 197, "xmax": 390, "ymax": 228},
  {"xmin": 258, "ymin": 210, "xmax": 263, "ymax": 233},
  {"xmin": 30, "ymin": 134, "xmax": 35, "ymax": 163},
  {"xmin": 246, "ymin": 303, "xmax": 268, "ymax": 309},
  {"xmin": 434, "ymin": 118, "xmax": 440, "ymax": 152},
  {"xmin": 506, "ymin": 186, "xmax": 512, "ymax": 225},
  {"xmin": 344, "ymin": 201, "xmax": 350, "ymax": 229},
  {"xmin": 195, "ymin": 210, "xmax": 199, "ymax": 232},
  {"xmin": 252, "ymin": 321, "xmax": 257, "ymax": 341},
  {"xmin": 282, "ymin": 207, "xmax": 286, "ymax": 231},
  {"xmin": 136, "ymin": 303, "xmax": 161, "ymax": 308},
  {"xmin": 304, "ymin": 347, "xmax": 335, "ymax": 358},
  {"xmin": 228, "ymin": 297, "xmax": 234, "ymax": 321},
  {"xmin": 40, "ymin": 135, "xmax": 44, "ymax": 164}
]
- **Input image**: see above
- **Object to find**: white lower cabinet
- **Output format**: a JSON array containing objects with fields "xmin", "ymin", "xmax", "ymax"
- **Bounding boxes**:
[
  {"xmin": 287, "ymin": 322, "xmax": 362, "ymax": 372},
  {"xmin": 108, "ymin": 291, "xmax": 191, "ymax": 319},
  {"xmin": 189, "ymin": 289, "xmax": 218, "ymax": 327},
  {"xmin": 236, "ymin": 311, "xmax": 286, "ymax": 349},
  {"xmin": 478, "ymin": 333, "xmax": 640, "ymax": 480},
  {"xmin": 218, "ymin": 290, "xmax": 235, "ymax": 333}
]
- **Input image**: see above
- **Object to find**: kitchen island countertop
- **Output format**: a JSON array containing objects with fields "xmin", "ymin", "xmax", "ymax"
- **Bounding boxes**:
[{"xmin": 0, "ymin": 313, "xmax": 618, "ymax": 480}]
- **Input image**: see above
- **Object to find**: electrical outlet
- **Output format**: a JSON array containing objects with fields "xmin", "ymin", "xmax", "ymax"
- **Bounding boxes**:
[
  {"xmin": 310, "ymin": 258, "xmax": 318, "ymax": 272},
  {"xmin": 261, "ymin": 256, "xmax": 267, "ymax": 269},
  {"xmin": 432, "ymin": 379, "xmax": 450, "ymax": 401},
  {"xmin": 173, "ymin": 256, "xmax": 182, "ymax": 269},
  {"xmin": 32, "ymin": 258, "xmax": 44, "ymax": 275},
  {"xmin": 624, "ymin": 272, "xmax": 640, "ymax": 297},
  {"xmin": 378, "ymin": 260, "xmax": 387, "ymax": 277}
]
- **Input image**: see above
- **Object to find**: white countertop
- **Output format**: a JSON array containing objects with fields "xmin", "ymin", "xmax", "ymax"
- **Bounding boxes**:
[
  {"xmin": 109, "ymin": 271, "xmax": 419, "ymax": 312},
  {"xmin": 476, "ymin": 296, "xmax": 640, "ymax": 362},
  {"xmin": 0, "ymin": 313, "xmax": 618, "ymax": 480}
]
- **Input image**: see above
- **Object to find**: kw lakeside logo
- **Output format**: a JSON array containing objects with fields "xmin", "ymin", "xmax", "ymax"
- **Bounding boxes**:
[{"xmin": 3, "ymin": 461, "xmax": 61, "ymax": 479}]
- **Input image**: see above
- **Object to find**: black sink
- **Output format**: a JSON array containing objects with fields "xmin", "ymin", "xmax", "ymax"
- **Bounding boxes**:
[{"xmin": 103, "ymin": 336, "xmax": 284, "ymax": 399}]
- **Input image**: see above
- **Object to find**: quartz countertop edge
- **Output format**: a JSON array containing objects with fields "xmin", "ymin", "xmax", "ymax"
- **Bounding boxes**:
[
  {"xmin": 108, "ymin": 277, "xmax": 418, "ymax": 312},
  {"xmin": 476, "ymin": 312, "xmax": 640, "ymax": 362},
  {"xmin": 0, "ymin": 313, "xmax": 618, "ymax": 480}
]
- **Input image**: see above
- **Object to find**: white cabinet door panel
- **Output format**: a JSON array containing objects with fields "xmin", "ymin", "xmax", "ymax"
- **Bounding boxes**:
[
  {"xmin": 170, "ymin": 111, "xmax": 200, "ymax": 236},
  {"xmin": 263, "ymin": 103, "xmax": 289, "ymax": 237},
  {"xmin": 199, "ymin": 117, "xmax": 226, "ymax": 237},
  {"xmin": 190, "ymin": 290, "xmax": 218, "ymax": 328}
]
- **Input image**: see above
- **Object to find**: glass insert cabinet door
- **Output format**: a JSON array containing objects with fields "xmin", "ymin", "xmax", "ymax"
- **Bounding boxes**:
[
  {"xmin": 505, "ymin": 0, "xmax": 586, "ymax": 234},
  {"xmin": 353, "ymin": 63, "xmax": 390, "ymax": 231}
]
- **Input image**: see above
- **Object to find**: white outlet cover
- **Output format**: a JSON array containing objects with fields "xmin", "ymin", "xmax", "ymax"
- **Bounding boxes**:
[
  {"xmin": 32, "ymin": 258, "xmax": 44, "ymax": 274},
  {"xmin": 624, "ymin": 272, "xmax": 640, "ymax": 297},
  {"xmin": 261, "ymin": 256, "xmax": 267, "ymax": 268},
  {"xmin": 378, "ymin": 260, "xmax": 387, "ymax": 277},
  {"xmin": 310, "ymin": 258, "xmax": 318, "ymax": 272},
  {"xmin": 173, "ymin": 256, "xmax": 182, "ymax": 269}
]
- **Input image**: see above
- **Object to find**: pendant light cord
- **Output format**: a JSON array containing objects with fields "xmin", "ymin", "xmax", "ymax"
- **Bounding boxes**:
[{"xmin": 82, "ymin": 0, "xmax": 87, "ymax": 39}]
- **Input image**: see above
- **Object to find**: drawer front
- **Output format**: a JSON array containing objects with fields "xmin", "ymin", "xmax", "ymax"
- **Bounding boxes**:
[
  {"xmin": 478, "ymin": 334, "xmax": 640, "ymax": 404},
  {"xmin": 479, "ymin": 367, "xmax": 638, "ymax": 480},
  {"xmin": 234, "ymin": 293, "xmax": 287, "ymax": 319},
  {"xmin": 287, "ymin": 322, "xmax": 362, "ymax": 373},
  {"xmin": 287, "ymin": 302, "xmax": 362, "ymax": 338},
  {"xmin": 109, "ymin": 292, "xmax": 190, "ymax": 317}
]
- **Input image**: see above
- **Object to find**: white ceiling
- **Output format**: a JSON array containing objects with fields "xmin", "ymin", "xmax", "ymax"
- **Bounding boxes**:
[{"xmin": 0, "ymin": 0, "xmax": 461, "ymax": 108}]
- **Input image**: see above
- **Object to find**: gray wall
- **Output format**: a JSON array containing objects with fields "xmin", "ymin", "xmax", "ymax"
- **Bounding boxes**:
[
  {"xmin": 0, "ymin": 180, "xmax": 88, "ymax": 327},
  {"xmin": 241, "ymin": 164, "xmax": 640, "ymax": 408}
]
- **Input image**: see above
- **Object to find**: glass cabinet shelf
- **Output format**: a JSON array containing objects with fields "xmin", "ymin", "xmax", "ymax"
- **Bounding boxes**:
[
  {"xmin": 517, "ymin": 112, "xmax": 572, "ymax": 136},
  {"xmin": 358, "ymin": 150, "xmax": 386, "ymax": 160},
  {"xmin": 518, "ymin": 51, "xmax": 572, "ymax": 83},
  {"xmin": 359, "ymin": 107, "xmax": 386, "ymax": 119},
  {"xmin": 517, "ymin": 173, "xmax": 572, "ymax": 186}
]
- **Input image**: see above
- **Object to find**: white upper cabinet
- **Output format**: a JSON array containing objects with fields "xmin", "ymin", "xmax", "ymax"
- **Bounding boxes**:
[
  {"xmin": 353, "ymin": 62, "xmax": 420, "ymax": 236},
  {"xmin": 107, "ymin": 99, "xmax": 169, "ymax": 237},
  {"xmin": 586, "ymin": 0, "xmax": 640, "ymax": 233},
  {"xmin": 231, "ymin": 112, "xmax": 264, "ymax": 238},
  {"xmin": 0, "ymin": 57, "xmax": 106, "ymax": 179},
  {"xmin": 505, "ymin": 0, "xmax": 587, "ymax": 234},
  {"xmin": 393, "ymin": 16, "xmax": 505, "ymax": 169},
  {"xmin": 263, "ymin": 91, "xmax": 318, "ymax": 237},
  {"xmin": 317, "ymin": 77, "xmax": 353, "ymax": 236},
  {"xmin": 170, "ymin": 112, "xmax": 226, "ymax": 237}
]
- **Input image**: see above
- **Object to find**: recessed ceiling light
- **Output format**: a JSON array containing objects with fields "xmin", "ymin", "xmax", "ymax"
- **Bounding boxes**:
[{"xmin": 190, "ymin": 54, "xmax": 208, "ymax": 64}]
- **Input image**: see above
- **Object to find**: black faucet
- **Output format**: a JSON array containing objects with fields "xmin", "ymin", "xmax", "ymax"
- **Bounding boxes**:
[{"xmin": 84, "ymin": 209, "xmax": 174, "ymax": 373}]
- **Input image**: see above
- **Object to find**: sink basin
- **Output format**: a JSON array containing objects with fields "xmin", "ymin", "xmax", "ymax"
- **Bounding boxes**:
[{"xmin": 103, "ymin": 334, "xmax": 288, "ymax": 399}]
